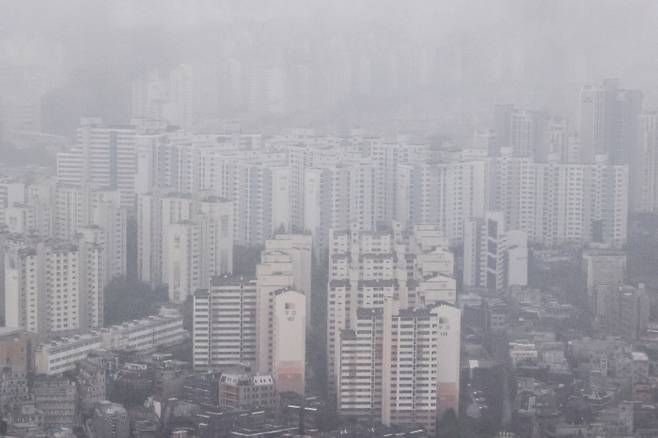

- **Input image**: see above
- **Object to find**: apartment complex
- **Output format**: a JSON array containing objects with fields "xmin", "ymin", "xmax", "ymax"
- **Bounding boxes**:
[
  {"xmin": 337, "ymin": 300, "xmax": 461, "ymax": 434},
  {"xmin": 4, "ymin": 236, "xmax": 104, "ymax": 336},
  {"xmin": 192, "ymin": 276, "xmax": 257, "ymax": 371},
  {"xmin": 136, "ymin": 192, "xmax": 233, "ymax": 302},
  {"xmin": 326, "ymin": 223, "xmax": 457, "ymax": 392}
]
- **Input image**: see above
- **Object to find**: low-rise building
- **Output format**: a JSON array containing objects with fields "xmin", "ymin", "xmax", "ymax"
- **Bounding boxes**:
[
  {"xmin": 5, "ymin": 401, "xmax": 44, "ymax": 436},
  {"xmin": 77, "ymin": 357, "xmax": 107, "ymax": 414},
  {"xmin": 34, "ymin": 307, "xmax": 187, "ymax": 375},
  {"xmin": 33, "ymin": 375, "xmax": 78, "ymax": 429},
  {"xmin": 509, "ymin": 343, "xmax": 539, "ymax": 368},
  {"xmin": 0, "ymin": 327, "xmax": 32, "ymax": 406},
  {"xmin": 35, "ymin": 333, "xmax": 102, "ymax": 375},
  {"xmin": 91, "ymin": 401, "xmax": 129, "ymax": 438},
  {"xmin": 486, "ymin": 298, "xmax": 508, "ymax": 332},
  {"xmin": 218, "ymin": 373, "xmax": 276, "ymax": 410},
  {"xmin": 99, "ymin": 307, "xmax": 186, "ymax": 353},
  {"xmin": 182, "ymin": 373, "xmax": 219, "ymax": 406}
]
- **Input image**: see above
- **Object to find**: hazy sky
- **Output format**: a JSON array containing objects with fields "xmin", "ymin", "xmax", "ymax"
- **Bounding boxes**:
[
  {"xmin": 0, "ymin": 0, "xmax": 658, "ymax": 84},
  {"xmin": 1, "ymin": 0, "xmax": 657, "ymax": 134}
]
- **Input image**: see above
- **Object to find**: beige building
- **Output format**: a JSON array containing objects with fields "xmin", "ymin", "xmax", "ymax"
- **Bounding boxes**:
[{"xmin": 273, "ymin": 289, "xmax": 306, "ymax": 395}]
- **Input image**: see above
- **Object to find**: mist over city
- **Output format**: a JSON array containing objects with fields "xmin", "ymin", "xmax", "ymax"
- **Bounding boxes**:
[{"xmin": 0, "ymin": 1, "xmax": 657, "ymax": 437}]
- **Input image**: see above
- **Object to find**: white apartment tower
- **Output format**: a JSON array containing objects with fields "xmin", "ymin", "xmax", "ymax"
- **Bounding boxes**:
[
  {"xmin": 0, "ymin": 181, "xmax": 53, "ymax": 237},
  {"xmin": 77, "ymin": 227, "xmax": 105, "ymax": 330},
  {"xmin": 337, "ymin": 308, "xmax": 384, "ymax": 419},
  {"xmin": 53, "ymin": 185, "xmax": 127, "ymax": 283},
  {"xmin": 56, "ymin": 118, "xmax": 137, "ymax": 208},
  {"xmin": 337, "ymin": 300, "xmax": 461, "ymax": 434},
  {"xmin": 381, "ymin": 300, "xmax": 461, "ymax": 434},
  {"xmin": 90, "ymin": 190, "xmax": 127, "ymax": 283},
  {"xmin": 137, "ymin": 192, "xmax": 233, "ymax": 297},
  {"xmin": 326, "ymin": 226, "xmax": 408, "ymax": 391},
  {"xmin": 192, "ymin": 276, "xmax": 257, "ymax": 371},
  {"xmin": 4, "ymin": 236, "xmax": 104, "ymax": 337},
  {"xmin": 397, "ymin": 160, "xmax": 488, "ymax": 242},
  {"xmin": 326, "ymin": 224, "xmax": 453, "ymax": 391},
  {"xmin": 303, "ymin": 162, "xmax": 376, "ymax": 256},
  {"xmin": 166, "ymin": 221, "xmax": 201, "ymax": 303}
]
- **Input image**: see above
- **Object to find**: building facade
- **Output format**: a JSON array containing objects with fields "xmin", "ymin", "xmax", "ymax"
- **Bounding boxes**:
[{"xmin": 192, "ymin": 276, "xmax": 257, "ymax": 371}]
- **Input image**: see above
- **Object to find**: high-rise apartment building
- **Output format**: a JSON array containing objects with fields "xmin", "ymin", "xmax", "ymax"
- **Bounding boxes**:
[
  {"xmin": 0, "ymin": 182, "xmax": 42, "ymax": 236},
  {"xmin": 579, "ymin": 84, "xmax": 607, "ymax": 163},
  {"xmin": 255, "ymin": 250, "xmax": 294, "ymax": 375},
  {"xmin": 249, "ymin": 235, "xmax": 312, "ymax": 392},
  {"xmin": 230, "ymin": 161, "xmax": 285, "ymax": 246},
  {"xmin": 326, "ymin": 225, "xmax": 408, "ymax": 391},
  {"xmin": 0, "ymin": 180, "xmax": 53, "ymax": 237},
  {"xmin": 593, "ymin": 283, "xmax": 650, "ymax": 341},
  {"xmin": 192, "ymin": 276, "xmax": 257, "ymax": 372},
  {"xmin": 382, "ymin": 301, "xmax": 461, "ymax": 434},
  {"xmin": 337, "ymin": 308, "xmax": 383, "ymax": 419},
  {"xmin": 327, "ymin": 223, "xmax": 456, "ymax": 391},
  {"xmin": 337, "ymin": 299, "xmax": 461, "ymax": 434},
  {"xmin": 463, "ymin": 211, "xmax": 528, "ymax": 292},
  {"xmin": 192, "ymin": 275, "xmax": 306, "ymax": 394},
  {"xmin": 263, "ymin": 234, "xmax": 312, "ymax": 326},
  {"xmin": 126, "ymin": 128, "xmax": 629, "ymax": 254},
  {"xmin": 579, "ymin": 79, "xmax": 642, "ymax": 164},
  {"xmin": 303, "ymin": 161, "xmax": 376, "ymax": 255},
  {"xmin": 132, "ymin": 65, "xmax": 195, "ymax": 129},
  {"xmin": 397, "ymin": 159, "xmax": 488, "ymax": 242},
  {"xmin": 137, "ymin": 192, "xmax": 233, "ymax": 299},
  {"xmin": 303, "ymin": 167, "xmax": 332, "ymax": 257},
  {"xmin": 272, "ymin": 289, "xmax": 306, "ymax": 394},
  {"xmin": 52, "ymin": 185, "xmax": 127, "ymax": 283},
  {"xmin": 583, "ymin": 246, "xmax": 627, "ymax": 324},
  {"xmin": 494, "ymin": 105, "xmax": 548, "ymax": 159},
  {"xmin": 56, "ymin": 118, "xmax": 137, "ymax": 208},
  {"xmin": 634, "ymin": 112, "xmax": 658, "ymax": 213},
  {"xmin": 4, "ymin": 235, "xmax": 104, "ymax": 337},
  {"xmin": 487, "ymin": 151, "xmax": 628, "ymax": 248},
  {"xmin": 165, "ymin": 220, "xmax": 202, "ymax": 304}
]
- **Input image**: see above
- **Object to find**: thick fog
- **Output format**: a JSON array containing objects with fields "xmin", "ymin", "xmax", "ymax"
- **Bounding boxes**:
[
  {"xmin": 2, "ymin": 0, "xmax": 657, "ymax": 138},
  {"xmin": 3, "ymin": 3, "xmax": 658, "ymax": 437}
]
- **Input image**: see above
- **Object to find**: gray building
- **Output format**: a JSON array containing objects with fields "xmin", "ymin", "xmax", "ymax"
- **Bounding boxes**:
[
  {"xmin": 33, "ymin": 375, "xmax": 78, "ymax": 429},
  {"xmin": 77, "ymin": 357, "xmax": 107, "ymax": 414},
  {"xmin": 5, "ymin": 401, "xmax": 44, "ymax": 436},
  {"xmin": 218, "ymin": 373, "xmax": 276, "ymax": 410},
  {"xmin": 0, "ymin": 327, "xmax": 32, "ymax": 406},
  {"xmin": 90, "ymin": 401, "xmax": 129, "ymax": 438}
]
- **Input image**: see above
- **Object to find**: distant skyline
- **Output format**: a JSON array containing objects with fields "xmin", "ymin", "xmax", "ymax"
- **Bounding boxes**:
[{"xmin": 2, "ymin": 0, "xmax": 658, "ymax": 138}]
